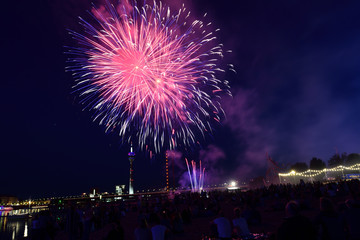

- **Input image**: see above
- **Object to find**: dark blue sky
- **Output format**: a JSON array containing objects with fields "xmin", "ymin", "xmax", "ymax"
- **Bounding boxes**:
[{"xmin": 2, "ymin": 0, "xmax": 360, "ymax": 199}]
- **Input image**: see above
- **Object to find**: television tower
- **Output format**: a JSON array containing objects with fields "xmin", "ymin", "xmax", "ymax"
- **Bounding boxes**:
[{"xmin": 128, "ymin": 143, "xmax": 135, "ymax": 194}]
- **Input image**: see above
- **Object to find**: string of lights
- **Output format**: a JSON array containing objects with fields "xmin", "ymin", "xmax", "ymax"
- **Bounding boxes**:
[{"xmin": 278, "ymin": 163, "xmax": 360, "ymax": 178}]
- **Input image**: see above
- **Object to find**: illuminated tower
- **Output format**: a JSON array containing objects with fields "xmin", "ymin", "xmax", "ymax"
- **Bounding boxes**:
[
  {"xmin": 165, "ymin": 151, "xmax": 169, "ymax": 191},
  {"xmin": 128, "ymin": 143, "xmax": 135, "ymax": 194}
]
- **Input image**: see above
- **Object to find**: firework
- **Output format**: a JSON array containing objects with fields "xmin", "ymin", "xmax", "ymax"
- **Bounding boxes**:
[
  {"xmin": 185, "ymin": 158, "xmax": 205, "ymax": 192},
  {"xmin": 67, "ymin": 0, "xmax": 231, "ymax": 152}
]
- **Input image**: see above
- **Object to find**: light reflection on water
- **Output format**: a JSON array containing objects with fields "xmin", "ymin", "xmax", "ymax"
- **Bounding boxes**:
[
  {"xmin": 0, "ymin": 208, "xmax": 47, "ymax": 239},
  {"xmin": 24, "ymin": 222, "xmax": 28, "ymax": 238}
]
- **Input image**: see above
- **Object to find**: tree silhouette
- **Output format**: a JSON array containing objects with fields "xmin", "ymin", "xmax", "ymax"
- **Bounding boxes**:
[
  {"xmin": 309, "ymin": 157, "xmax": 326, "ymax": 170},
  {"xmin": 328, "ymin": 152, "xmax": 347, "ymax": 167},
  {"xmin": 346, "ymin": 153, "xmax": 360, "ymax": 166},
  {"xmin": 290, "ymin": 162, "xmax": 309, "ymax": 172}
]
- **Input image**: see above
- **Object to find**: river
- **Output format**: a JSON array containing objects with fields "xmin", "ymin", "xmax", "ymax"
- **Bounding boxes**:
[{"xmin": 0, "ymin": 208, "xmax": 47, "ymax": 240}]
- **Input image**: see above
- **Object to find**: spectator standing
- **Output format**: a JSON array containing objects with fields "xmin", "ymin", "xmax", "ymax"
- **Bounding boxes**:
[
  {"xmin": 150, "ymin": 214, "xmax": 168, "ymax": 240},
  {"xmin": 232, "ymin": 208, "xmax": 250, "ymax": 238},
  {"xmin": 343, "ymin": 199, "xmax": 360, "ymax": 240},
  {"xmin": 314, "ymin": 197, "xmax": 346, "ymax": 240},
  {"xmin": 212, "ymin": 211, "xmax": 232, "ymax": 240},
  {"xmin": 277, "ymin": 201, "xmax": 316, "ymax": 240},
  {"xmin": 134, "ymin": 219, "xmax": 152, "ymax": 240}
]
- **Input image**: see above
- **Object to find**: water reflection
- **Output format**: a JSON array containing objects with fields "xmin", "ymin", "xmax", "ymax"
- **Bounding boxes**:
[
  {"xmin": 0, "ymin": 216, "xmax": 7, "ymax": 232},
  {"xmin": 0, "ymin": 208, "xmax": 47, "ymax": 239},
  {"xmin": 24, "ymin": 222, "xmax": 28, "ymax": 238},
  {"xmin": 0, "ymin": 216, "xmax": 30, "ymax": 240}
]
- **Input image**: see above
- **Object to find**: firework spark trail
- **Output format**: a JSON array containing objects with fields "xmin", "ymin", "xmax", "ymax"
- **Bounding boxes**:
[
  {"xmin": 192, "ymin": 160, "xmax": 198, "ymax": 190},
  {"xmin": 185, "ymin": 158, "xmax": 194, "ymax": 190},
  {"xmin": 67, "ymin": 0, "xmax": 232, "ymax": 152},
  {"xmin": 185, "ymin": 158, "xmax": 205, "ymax": 192}
]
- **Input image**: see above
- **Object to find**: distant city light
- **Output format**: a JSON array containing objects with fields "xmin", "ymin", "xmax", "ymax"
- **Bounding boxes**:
[{"xmin": 227, "ymin": 180, "xmax": 239, "ymax": 190}]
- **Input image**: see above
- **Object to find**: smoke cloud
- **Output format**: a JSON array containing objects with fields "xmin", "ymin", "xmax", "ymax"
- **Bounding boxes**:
[{"xmin": 197, "ymin": 88, "xmax": 278, "ymax": 181}]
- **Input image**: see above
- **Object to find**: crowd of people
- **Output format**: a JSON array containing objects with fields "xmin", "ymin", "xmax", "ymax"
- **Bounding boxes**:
[{"xmin": 28, "ymin": 179, "xmax": 360, "ymax": 240}]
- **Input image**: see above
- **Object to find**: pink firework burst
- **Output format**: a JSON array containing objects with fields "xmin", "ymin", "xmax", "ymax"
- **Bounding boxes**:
[{"xmin": 67, "ymin": 0, "xmax": 232, "ymax": 152}]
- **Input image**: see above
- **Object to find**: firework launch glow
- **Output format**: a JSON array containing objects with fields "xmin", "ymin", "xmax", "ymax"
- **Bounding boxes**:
[
  {"xmin": 185, "ymin": 158, "xmax": 205, "ymax": 192},
  {"xmin": 67, "ymin": 0, "xmax": 232, "ymax": 152}
]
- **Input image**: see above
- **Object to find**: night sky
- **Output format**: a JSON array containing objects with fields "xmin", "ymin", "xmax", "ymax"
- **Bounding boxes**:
[{"xmin": 2, "ymin": 0, "xmax": 360, "ymax": 199}]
